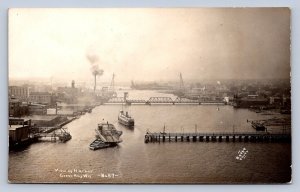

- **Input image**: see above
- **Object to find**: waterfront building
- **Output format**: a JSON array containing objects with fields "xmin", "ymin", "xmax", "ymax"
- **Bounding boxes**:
[
  {"xmin": 9, "ymin": 98, "xmax": 29, "ymax": 117},
  {"xmin": 29, "ymin": 92, "xmax": 52, "ymax": 105},
  {"xmin": 28, "ymin": 103, "xmax": 47, "ymax": 115},
  {"xmin": 9, "ymin": 98, "xmax": 21, "ymax": 117},
  {"xmin": 9, "ymin": 118, "xmax": 31, "ymax": 146},
  {"xmin": 28, "ymin": 115, "xmax": 68, "ymax": 127},
  {"xmin": 233, "ymin": 95, "xmax": 269, "ymax": 108}
]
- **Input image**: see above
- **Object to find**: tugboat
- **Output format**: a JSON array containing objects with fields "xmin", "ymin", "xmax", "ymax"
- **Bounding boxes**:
[
  {"xmin": 89, "ymin": 122, "xmax": 123, "ymax": 150},
  {"xmin": 118, "ymin": 110, "xmax": 135, "ymax": 127}
]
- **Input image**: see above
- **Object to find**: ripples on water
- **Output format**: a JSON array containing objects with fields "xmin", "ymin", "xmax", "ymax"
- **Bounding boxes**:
[{"xmin": 9, "ymin": 90, "xmax": 291, "ymax": 183}]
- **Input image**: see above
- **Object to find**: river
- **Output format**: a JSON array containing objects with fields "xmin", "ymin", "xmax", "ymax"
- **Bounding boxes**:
[{"xmin": 8, "ymin": 90, "xmax": 291, "ymax": 183}]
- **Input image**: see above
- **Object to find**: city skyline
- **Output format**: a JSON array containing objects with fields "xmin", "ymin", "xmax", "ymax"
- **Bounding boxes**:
[{"xmin": 9, "ymin": 8, "xmax": 290, "ymax": 82}]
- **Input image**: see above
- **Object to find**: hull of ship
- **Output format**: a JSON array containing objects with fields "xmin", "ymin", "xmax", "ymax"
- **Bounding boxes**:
[
  {"xmin": 89, "ymin": 139, "xmax": 111, "ymax": 150},
  {"xmin": 94, "ymin": 123, "xmax": 123, "ymax": 144},
  {"xmin": 118, "ymin": 117, "xmax": 134, "ymax": 127}
]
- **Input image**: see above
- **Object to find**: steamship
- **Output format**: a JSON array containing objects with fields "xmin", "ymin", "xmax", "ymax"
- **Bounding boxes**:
[{"xmin": 118, "ymin": 110, "xmax": 135, "ymax": 127}]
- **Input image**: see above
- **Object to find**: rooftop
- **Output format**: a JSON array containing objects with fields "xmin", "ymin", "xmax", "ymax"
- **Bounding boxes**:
[
  {"xmin": 25, "ymin": 115, "xmax": 58, "ymax": 121},
  {"xmin": 9, "ymin": 125, "xmax": 29, "ymax": 131},
  {"xmin": 29, "ymin": 92, "xmax": 52, "ymax": 96},
  {"xmin": 9, "ymin": 117, "xmax": 31, "ymax": 122}
]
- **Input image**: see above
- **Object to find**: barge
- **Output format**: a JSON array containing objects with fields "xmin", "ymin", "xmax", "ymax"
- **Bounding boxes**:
[{"xmin": 89, "ymin": 122, "xmax": 122, "ymax": 150}]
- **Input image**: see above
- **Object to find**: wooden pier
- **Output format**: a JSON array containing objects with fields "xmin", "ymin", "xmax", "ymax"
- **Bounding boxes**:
[
  {"xmin": 31, "ymin": 127, "xmax": 72, "ymax": 142},
  {"xmin": 144, "ymin": 132, "xmax": 291, "ymax": 143}
]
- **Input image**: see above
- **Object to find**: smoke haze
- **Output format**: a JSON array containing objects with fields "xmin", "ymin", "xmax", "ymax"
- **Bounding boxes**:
[{"xmin": 9, "ymin": 8, "xmax": 290, "ymax": 83}]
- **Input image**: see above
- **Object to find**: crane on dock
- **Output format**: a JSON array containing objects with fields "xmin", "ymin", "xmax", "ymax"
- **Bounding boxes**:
[{"xmin": 105, "ymin": 73, "xmax": 117, "ymax": 98}]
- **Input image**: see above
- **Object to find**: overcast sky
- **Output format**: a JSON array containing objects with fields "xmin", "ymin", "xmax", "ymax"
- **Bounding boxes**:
[{"xmin": 9, "ymin": 8, "xmax": 290, "ymax": 83}]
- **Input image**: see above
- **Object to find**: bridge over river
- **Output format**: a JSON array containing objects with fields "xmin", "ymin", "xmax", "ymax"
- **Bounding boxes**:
[{"xmin": 105, "ymin": 96, "xmax": 225, "ymax": 105}]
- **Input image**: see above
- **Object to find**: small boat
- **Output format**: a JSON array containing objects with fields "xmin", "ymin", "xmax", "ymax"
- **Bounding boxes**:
[
  {"xmin": 160, "ymin": 124, "xmax": 167, "ymax": 135},
  {"xmin": 118, "ymin": 110, "xmax": 134, "ymax": 127},
  {"xmin": 89, "ymin": 139, "xmax": 110, "ymax": 150}
]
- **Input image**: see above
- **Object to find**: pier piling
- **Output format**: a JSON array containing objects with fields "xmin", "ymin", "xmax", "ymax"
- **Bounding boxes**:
[
  {"xmin": 200, "ymin": 136, "xmax": 203, "ymax": 142},
  {"xmin": 218, "ymin": 136, "xmax": 222, "ymax": 142},
  {"xmin": 226, "ymin": 136, "xmax": 229, "ymax": 142},
  {"xmin": 192, "ymin": 136, "xmax": 197, "ymax": 142},
  {"xmin": 206, "ymin": 136, "xmax": 210, "ymax": 142},
  {"xmin": 144, "ymin": 132, "xmax": 291, "ymax": 144}
]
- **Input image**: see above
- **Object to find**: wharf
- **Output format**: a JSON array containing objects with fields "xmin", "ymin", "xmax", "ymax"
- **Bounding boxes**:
[
  {"xmin": 144, "ymin": 132, "xmax": 291, "ymax": 143},
  {"xmin": 32, "ymin": 127, "xmax": 72, "ymax": 142},
  {"xmin": 29, "ymin": 117, "xmax": 75, "ymax": 142}
]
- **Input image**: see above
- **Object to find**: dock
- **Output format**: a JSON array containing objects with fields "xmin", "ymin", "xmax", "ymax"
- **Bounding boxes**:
[
  {"xmin": 30, "ymin": 127, "xmax": 72, "ymax": 142},
  {"xmin": 144, "ymin": 132, "xmax": 291, "ymax": 143}
]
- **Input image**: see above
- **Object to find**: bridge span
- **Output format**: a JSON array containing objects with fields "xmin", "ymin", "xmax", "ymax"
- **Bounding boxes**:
[{"xmin": 105, "ymin": 97, "xmax": 225, "ymax": 105}]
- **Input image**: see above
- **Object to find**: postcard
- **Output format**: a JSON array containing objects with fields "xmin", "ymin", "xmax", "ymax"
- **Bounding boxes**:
[{"xmin": 8, "ymin": 8, "xmax": 291, "ymax": 184}]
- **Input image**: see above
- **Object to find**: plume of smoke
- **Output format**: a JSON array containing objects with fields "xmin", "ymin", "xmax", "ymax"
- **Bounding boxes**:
[
  {"xmin": 86, "ymin": 54, "xmax": 104, "ymax": 77},
  {"xmin": 87, "ymin": 54, "xmax": 98, "ymax": 64},
  {"xmin": 86, "ymin": 53, "xmax": 104, "ymax": 92},
  {"xmin": 92, "ymin": 65, "xmax": 104, "ymax": 76}
]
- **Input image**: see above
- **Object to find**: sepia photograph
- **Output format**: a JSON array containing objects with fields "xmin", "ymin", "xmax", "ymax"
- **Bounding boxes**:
[{"xmin": 8, "ymin": 8, "xmax": 291, "ymax": 184}]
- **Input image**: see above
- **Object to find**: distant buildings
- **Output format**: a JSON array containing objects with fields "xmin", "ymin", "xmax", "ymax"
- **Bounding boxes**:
[
  {"xmin": 9, "ymin": 98, "xmax": 21, "ymax": 117},
  {"xmin": 9, "ymin": 86, "xmax": 29, "ymax": 101},
  {"xmin": 56, "ymin": 80, "xmax": 80, "ymax": 103},
  {"xmin": 29, "ymin": 92, "xmax": 53, "ymax": 105},
  {"xmin": 9, "ymin": 98, "xmax": 29, "ymax": 117},
  {"xmin": 233, "ymin": 95, "xmax": 269, "ymax": 108},
  {"xmin": 9, "ymin": 86, "xmax": 54, "ymax": 116},
  {"xmin": 28, "ymin": 103, "xmax": 47, "ymax": 115}
]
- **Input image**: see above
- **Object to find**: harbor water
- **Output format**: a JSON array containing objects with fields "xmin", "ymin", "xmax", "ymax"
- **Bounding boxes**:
[{"xmin": 8, "ymin": 90, "xmax": 291, "ymax": 183}]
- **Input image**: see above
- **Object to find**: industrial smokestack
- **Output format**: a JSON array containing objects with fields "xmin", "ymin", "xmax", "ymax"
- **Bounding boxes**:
[
  {"xmin": 92, "ymin": 68, "xmax": 103, "ymax": 92},
  {"xmin": 86, "ymin": 53, "xmax": 104, "ymax": 93}
]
